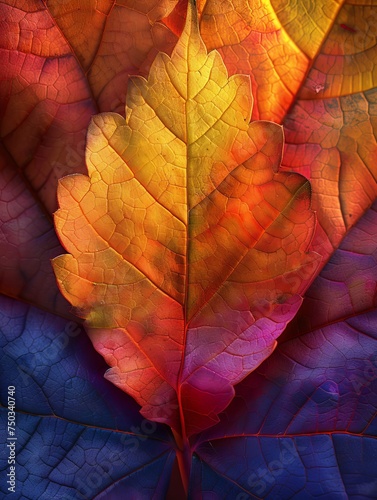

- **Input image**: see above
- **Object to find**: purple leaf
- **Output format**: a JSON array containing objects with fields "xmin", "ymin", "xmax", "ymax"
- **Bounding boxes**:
[
  {"xmin": 0, "ymin": 295, "xmax": 176, "ymax": 498},
  {"xmin": 190, "ymin": 201, "xmax": 377, "ymax": 499}
]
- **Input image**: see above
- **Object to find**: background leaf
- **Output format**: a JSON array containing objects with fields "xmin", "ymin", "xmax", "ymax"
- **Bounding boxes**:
[
  {"xmin": 190, "ymin": 201, "xmax": 377, "ymax": 498},
  {"xmin": 0, "ymin": 0, "xmax": 179, "ymax": 317},
  {"xmin": 0, "ymin": 295, "xmax": 176, "ymax": 499},
  {"xmin": 198, "ymin": 0, "xmax": 377, "ymax": 259}
]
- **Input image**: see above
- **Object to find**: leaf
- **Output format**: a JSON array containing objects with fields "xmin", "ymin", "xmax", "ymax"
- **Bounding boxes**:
[
  {"xmin": 198, "ymin": 0, "xmax": 377, "ymax": 258},
  {"xmin": 190, "ymin": 201, "xmax": 377, "ymax": 498},
  {"xmin": 0, "ymin": 294, "xmax": 176, "ymax": 499},
  {"xmin": 1, "ymin": 0, "xmax": 376, "ymax": 496},
  {"xmin": 0, "ymin": 0, "xmax": 179, "ymax": 316},
  {"xmin": 198, "ymin": 0, "xmax": 340, "ymax": 122},
  {"xmin": 0, "ymin": 156, "xmax": 69, "ymax": 315},
  {"xmin": 52, "ymin": 2, "xmax": 319, "ymax": 438}
]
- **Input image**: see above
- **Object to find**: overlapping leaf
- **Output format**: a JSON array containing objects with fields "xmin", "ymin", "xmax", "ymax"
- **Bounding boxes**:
[
  {"xmin": 191, "ymin": 201, "xmax": 377, "ymax": 498},
  {"xmin": 198, "ymin": 0, "xmax": 377, "ymax": 258},
  {"xmin": 52, "ymin": 3, "xmax": 319, "ymax": 437},
  {"xmin": 0, "ymin": 0, "xmax": 179, "ymax": 316},
  {"xmin": 198, "ymin": 0, "xmax": 341, "ymax": 122},
  {"xmin": 0, "ymin": 295, "xmax": 176, "ymax": 498}
]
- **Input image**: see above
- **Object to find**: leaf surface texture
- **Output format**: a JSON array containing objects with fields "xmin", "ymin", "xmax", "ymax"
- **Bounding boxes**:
[{"xmin": 53, "ymin": 4, "xmax": 319, "ymax": 436}]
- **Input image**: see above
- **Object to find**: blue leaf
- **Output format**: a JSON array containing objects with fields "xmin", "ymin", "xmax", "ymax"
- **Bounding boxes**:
[{"xmin": 0, "ymin": 296, "xmax": 176, "ymax": 498}]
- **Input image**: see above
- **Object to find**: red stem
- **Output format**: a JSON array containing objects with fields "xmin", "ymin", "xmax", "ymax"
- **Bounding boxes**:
[{"xmin": 172, "ymin": 428, "xmax": 191, "ymax": 496}]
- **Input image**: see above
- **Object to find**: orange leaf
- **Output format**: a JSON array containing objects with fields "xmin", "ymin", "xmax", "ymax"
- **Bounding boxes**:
[
  {"xmin": 281, "ymin": 2, "xmax": 377, "ymax": 252},
  {"xmin": 198, "ymin": 0, "xmax": 377, "ymax": 259},
  {"xmin": 0, "ymin": 0, "xmax": 178, "ymax": 315},
  {"xmin": 53, "ymin": 1, "xmax": 320, "ymax": 437},
  {"xmin": 198, "ymin": 0, "xmax": 339, "ymax": 122}
]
